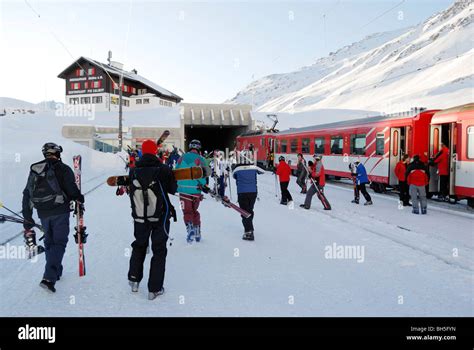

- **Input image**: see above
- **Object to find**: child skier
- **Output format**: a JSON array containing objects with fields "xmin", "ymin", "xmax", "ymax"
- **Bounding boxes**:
[{"xmin": 275, "ymin": 156, "xmax": 293, "ymax": 206}]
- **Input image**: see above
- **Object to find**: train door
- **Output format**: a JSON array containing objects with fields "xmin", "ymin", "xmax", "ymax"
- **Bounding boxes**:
[
  {"xmin": 267, "ymin": 138, "xmax": 276, "ymax": 170},
  {"xmin": 447, "ymin": 123, "xmax": 457, "ymax": 196},
  {"xmin": 389, "ymin": 127, "xmax": 401, "ymax": 185},
  {"xmin": 429, "ymin": 124, "xmax": 442, "ymax": 193}
]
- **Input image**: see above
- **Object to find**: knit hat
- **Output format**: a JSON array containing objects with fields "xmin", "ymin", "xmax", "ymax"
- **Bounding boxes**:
[{"xmin": 142, "ymin": 140, "xmax": 158, "ymax": 155}]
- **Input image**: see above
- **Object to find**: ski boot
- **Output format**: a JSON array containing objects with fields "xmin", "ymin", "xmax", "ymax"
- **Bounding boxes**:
[
  {"xmin": 148, "ymin": 287, "xmax": 165, "ymax": 301},
  {"xmin": 39, "ymin": 279, "xmax": 56, "ymax": 293},
  {"xmin": 412, "ymin": 208, "xmax": 420, "ymax": 214},
  {"xmin": 299, "ymin": 204, "xmax": 309, "ymax": 210},
  {"xmin": 186, "ymin": 222, "xmax": 195, "ymax": 243},
  {"xmin": 421, "ymin": 208, "xmax": 427, "ymax": 215},
  {"xmin": 242, "ymin": 231, "xmax": 254, "ymax": 241},
  {"xmin": 364, "ymin": 201, "xmax": 373, "ymax": 206},
  {"xmin": 351, "ymin": 199, "xmax": 359, "ymax": 204},
  {"xmin": 129, "ymin": 280, "xmax": 139, "ymax": 293},
  {"xmin": 194, "ymin": 225, "xmax": 201, "ymax": 242}
]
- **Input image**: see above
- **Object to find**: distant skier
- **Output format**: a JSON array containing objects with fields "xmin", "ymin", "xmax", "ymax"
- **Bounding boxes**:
[
  {"xmin": 211, "ymin": 150, "xmax": 228, "ymax": 197},
  {"xmin": 166, "ymin": 146, "xmax": 181, "ymax": 169},
  {"xmin": 432, "ymin": 142, "xmax": 450, "ymax": 200},
  {"xmin": 295, "ymin": 153, "xmax": 307, "ymax": 194},
  {"xmin": 406, "ymin": 155, "xmax": 429, "ymax": 214},
  {"xmin": 275, "ymin": 156, "xmax": 293, "ymax": 205},
  {"xmin": 127, "ymin": 140, "xmax": 177, "ymax": 300},
  {"xmin": 175, "ymin": 139, "xmax": 209, "ymax": 243},
  {"xmin": 233, "ymin": 163, "xmax": 265, "ymax": 241},
  {"xmin": 395, "ymin": 154, "xmax": 411, "ymax": 206},
  {"xmin": 22, "ymin": 143, "xmax": 85, "ymax": 293},
  {"xmin": 350, "ymin": 160, "xmax": 373, "ymax": 205},
  {"xmin": 300, "ymin": 154, "xmax": 327, "ymax": 210}
]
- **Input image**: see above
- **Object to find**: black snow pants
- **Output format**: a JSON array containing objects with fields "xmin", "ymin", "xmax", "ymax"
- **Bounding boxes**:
[
  {"xmin": 128, "ymin": 220, "xmax": 169, "ymax": 293},
  {"xmin": 280, "ymin": 181, "xmax": 293, "ymax": 203},
  {"xmin": 237, "ymin": 192, "xmax": 257, "ymax": 232}
]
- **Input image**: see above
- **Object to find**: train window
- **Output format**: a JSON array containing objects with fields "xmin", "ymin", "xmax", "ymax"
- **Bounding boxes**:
[
  {"xmin": 350, "ymin": 134, "xmax": 366, "ymax": 155},
  {"xmin": 314, "ymin": 137, "xmax": 325, "ymax": 154},
  {"xmin": 376, "ymin": 133, "xmax": 384, "ymax": 155},
  {"xmin": 281, "ymin": 139, "xmax": 288, "ymax": 153},
  {"xmin": 433, "ymin": 128, "xmax": 440, "ymax": 155},
  {"xmin": 392, "ymin": 130, "xmax": 399, "ymax": 156},
  {"xmin": 330, "ymin": 136, "xmax": 343, "ymax": 154},
  {"xmin": 302, "ymin": 138, "xmax": 310, "ymax": 154},
  {"xmin": 290, "ymin": 139, "xmax": 298, "ymax": 153},
  {"xmin": 261, "ymin": 138, "xmax": 265, "ymax": 147},
  {"xmin": 468, "ymin": 126, "xmax": 474, "ymax": 159}
]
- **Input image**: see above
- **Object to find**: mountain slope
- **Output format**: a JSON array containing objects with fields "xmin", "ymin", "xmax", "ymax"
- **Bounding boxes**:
[{"xmin": 229, "ymin": 1, "xmax": 473, "ymax": 113}]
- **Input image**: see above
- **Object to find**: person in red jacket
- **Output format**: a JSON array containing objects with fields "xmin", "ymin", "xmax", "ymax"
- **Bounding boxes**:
[
  {"xmin": 395, "ymin": 154, "xmax": 410, "ymax": 206},
  {"xmin": 300, "ymin": 154, "xmax": 328, "ymax": 210},
  {"xmin": 406, "ymin": 155, "xmax": 429, "ymax": 214},
  {"xmin": 433, "ymin": 142, "xmax": 450, "ymax": 200},
  {"xmin": 275, "ymin": 156, "xmax": 293, "ymax": 205}
]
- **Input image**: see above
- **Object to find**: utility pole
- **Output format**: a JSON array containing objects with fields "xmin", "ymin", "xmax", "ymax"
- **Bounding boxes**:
[{"xmin": 118, "ymin": 73, "xmax": 123, "ymax": 150}]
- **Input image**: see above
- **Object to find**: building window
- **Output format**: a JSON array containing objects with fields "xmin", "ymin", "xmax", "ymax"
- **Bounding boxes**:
[
  {"xmin": 122, "ymin": 99, "xmax": 129, "ymax": 107},
  {"xmin": 80, "ymin": 97, "xmax": 91, "ymax": 104},
  {"xmin": 350, "ymin": 134, "xmax": 366, "ymax": 155},
  {"xmin": 376, "ymin": 133, "xmax": 384, "ymax": 155},
  {"xmin": 314, "ymin": 137, "xmax": 325, "ymax": 154},
  {"xmin": 281, "ymin": 139, "xmax": 288, "ymax": 153},
  {"xmin": 136, "ymin": 99, "xmax": 142, "ymax": 104},
  {"xmin": 92, "ymin": 96, "xmax": 102, "ymax": 104},
  {"xmin": 467, "ymin": 126, "xmax": 474, "ymax": 159},
  {"xmin": 69, "ymin": 97, "xmax": 79, "ymax": 105},
  {"xmin": 132, "ymin": 87, "xmax": 136, "ymax": 94},
  {"xmin": 143, "ymin": 98, "xmax": 150, "ymax": 104},
  {"xmin": 138, "ymin": 88, "xmax": 147, "ymax": 95},
  {"xmin": 92, "ymin": 81, "xmax": 102, "ymax": 89},
  {"xmin": 76, "ymin": 69, "xmax": 84, "ymax": 77},
  {"xmin": 330, "ymin": 136, "xmax": 343, "ymax": 154},
  {"xmin": 70, "ymin": 82, "xmax": 81, "ymax": 90},
  {"xmin": 112, "ymin": 82, "xmax": 119, "ymax": 91},
  {"xmin": 88, "ymin": 67, "xmax": 95, "ymax": 75},
  {"xmin": 84, "ymin": 82, "xmax": 89, "ymax": 89},
  {"xmin": 123, "ymin": 85, "xmax": 128, "ymax": 92}
]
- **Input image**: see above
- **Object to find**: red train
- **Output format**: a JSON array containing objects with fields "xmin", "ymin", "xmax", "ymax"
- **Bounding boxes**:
[{"xmin": 236, "ymin": 103, "xmax": 474, "ymax": 207}]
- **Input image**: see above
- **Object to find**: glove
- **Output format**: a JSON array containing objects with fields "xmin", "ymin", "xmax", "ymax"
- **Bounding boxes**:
[
  {"xmin": 24, "ymin": 229, "xmax": 37, "ymax": 248},
  {"xmin": 201, "ymin": 185, "xmax": 210, "ymax": 194},
  {"xmin": 77, "ymin": 194, "xmax": 85, "ymax": 204},
  {"xmin": 23, "ymin": 218, "xmax": 36, "ymax": 231}
]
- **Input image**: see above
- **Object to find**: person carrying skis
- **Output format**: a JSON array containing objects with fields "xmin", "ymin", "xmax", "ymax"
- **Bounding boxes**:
[
  {"xmin": 406, "ymin": 155, "xmax": 429, "ymax": 214},
  {"xmin": 395, "ymin": 154, "xmax": 411, "ymax": 206},
  {"xmin": 295, "ymin": 153, "xmax": 307, "ymax": 194},
  {"xmin": 233, "ymin": 162, "xmax": 265, "ymax": 241},
  {"xmin": 175, "ymin": 139, "xmax": 209, "ymax": 243},
  {"xmin": 350, "ymin": 160, "xmax": 373, "ymax": 205},
  {"xmin": 432, "ymin": 142, "xmax": 450, "ymax": 201},
  {"xmin": 22, "ymin": 143, "xmax": 85, "ymax": 293},
  {"xmin": 275, "ymin": 156, "xmax": 293, "ymax": 205},
  {"xmin": 126, "ymin": 140, "xmax": 177, "ymax": 300},
  {"xmin": 211, "ymin": 150, "xmax": 228, "ymax": 197},
  {"xmin": 300, "ymin": 154, "xmax": 327, "ymax": 210}
]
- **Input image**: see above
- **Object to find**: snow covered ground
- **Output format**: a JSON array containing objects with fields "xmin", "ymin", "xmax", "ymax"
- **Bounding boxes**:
[{"xmin": 1, "ymin": 170, "xmax": 472, "ymax": 317}]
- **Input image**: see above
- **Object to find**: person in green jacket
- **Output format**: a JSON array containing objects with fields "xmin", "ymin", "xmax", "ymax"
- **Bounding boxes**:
[{"xmin": 175, "ymin": 139, "xmax": 208, "ymax": 243}]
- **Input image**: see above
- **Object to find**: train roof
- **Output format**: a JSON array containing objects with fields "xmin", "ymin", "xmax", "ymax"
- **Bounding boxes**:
[{"xmin": 276, "ymin": 109, "xmax": 432, "ymax": 136}]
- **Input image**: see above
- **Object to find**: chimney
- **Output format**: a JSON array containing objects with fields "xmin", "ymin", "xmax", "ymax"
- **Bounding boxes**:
[
  {"xmin": 131, "ymin": 69, "xmax": 138, "ymax": 74},
  {"xmin": 107, "ymin": 50, "xmax": 112, "ymax": 65}
]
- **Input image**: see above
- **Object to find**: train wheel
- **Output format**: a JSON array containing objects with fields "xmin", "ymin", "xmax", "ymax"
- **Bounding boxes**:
[
  {"xmin": 467, "ymin": 199, "xmax": 474, "ymax": 208},
  {"xmin": 372, "ymin": 183, "xmax": 385, "ymax": 193}
]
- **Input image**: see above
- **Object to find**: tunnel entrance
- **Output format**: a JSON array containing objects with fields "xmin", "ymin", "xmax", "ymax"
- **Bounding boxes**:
[{"xmin": 185, "ymin": 126, "xmax": 248, "ymax": 152}]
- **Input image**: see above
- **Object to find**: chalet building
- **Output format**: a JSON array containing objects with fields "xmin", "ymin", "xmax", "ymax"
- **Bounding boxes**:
[{"xmin": 58, "ymin": 56, "xmax": 183, "ymax": 111}]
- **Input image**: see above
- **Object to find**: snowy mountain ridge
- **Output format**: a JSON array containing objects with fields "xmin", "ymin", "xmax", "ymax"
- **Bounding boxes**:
[{"xmin": 229, "ymin": 1, "xmax": 473, "ymax": 113}]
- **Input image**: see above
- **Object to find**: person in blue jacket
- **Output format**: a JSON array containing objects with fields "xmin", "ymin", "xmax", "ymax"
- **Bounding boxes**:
[
  {"xmin": 233, "ymin": 162, "xmax": 265, "ymax": 241},
  {"xmin": 350, "ymin": 160, "xmax": 373, "ymax": 205},
  {"xmin": 175, "ymin": 139, "xmax": 208, "ymax": 243}
]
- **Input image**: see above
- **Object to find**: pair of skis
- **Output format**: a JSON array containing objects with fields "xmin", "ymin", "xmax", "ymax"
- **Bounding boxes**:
[
  {"xmin": 302, "ymin": 163, "xmax": 331, "ymax": 210},
  {"xmin": 199, "ymin": 185, "xmax": 251, "ymax": 218},
  {"xmin": 73, "ymin": 155, "xmax": 86, "ymax": 277}
]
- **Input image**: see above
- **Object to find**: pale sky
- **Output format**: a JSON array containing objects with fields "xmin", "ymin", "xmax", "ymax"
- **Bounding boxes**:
[{"xmin": 0, "ymin": 0, "xmax": 453, "ymax": 104}]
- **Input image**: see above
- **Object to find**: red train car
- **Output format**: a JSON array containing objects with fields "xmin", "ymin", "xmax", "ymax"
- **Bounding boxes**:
[
  {"xmin": 428, "ymin": 103, "xmax": 474, "ymax": 206},
  {"xmin": 235, "ymin": 104, "xmax": 474, "ymax": 206},
  {"xmin": 235, "ymin": 131, "xmax": 277, "ymax": 169}
]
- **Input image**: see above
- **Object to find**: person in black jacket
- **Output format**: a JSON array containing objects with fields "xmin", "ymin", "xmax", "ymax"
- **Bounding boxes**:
[
  {"xmin": 127, "ymin": 140, "xmax": 178, "ymax": 300},
  {"xmin": 22, "ymin": 143, "xmax": 85, "ymax": 293}
]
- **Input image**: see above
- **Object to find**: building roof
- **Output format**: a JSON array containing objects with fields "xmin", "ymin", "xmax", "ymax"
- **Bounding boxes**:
[{"xmin": 58, "ymin": 56, "xmax": 183, "ymax": 102}]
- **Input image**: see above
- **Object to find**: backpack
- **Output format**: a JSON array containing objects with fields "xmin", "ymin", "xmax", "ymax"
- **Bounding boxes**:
[
  {"xmin": 28, "ymin": 161, "xmax": 66, "ymax": 210},
  {"xmin": 129, "ymin": 167, "xmax": 165, "ymax": 223}
]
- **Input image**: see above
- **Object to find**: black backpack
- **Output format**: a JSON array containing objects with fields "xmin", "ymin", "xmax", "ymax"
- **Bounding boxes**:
[
  {"xmin": 28, "ymin": 161, "xmax": 67, "ymax": 210},
  {"xmin": 129, "ymin": 167, "xmax": 165, "ymax": 223}
]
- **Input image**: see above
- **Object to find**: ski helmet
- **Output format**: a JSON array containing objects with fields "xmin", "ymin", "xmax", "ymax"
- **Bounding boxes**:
[
  {"xmin": 314, "ymin": 154, "xmax": 322, "ymax": 160},
  {"xmin": 188, "ymin": 139, "xmax": 201, "ymax": 151},
  {"xmin": 42, "ymin": 142, "xmax": 63, "ymax": 157},
  {"xmin": 278, "ymin": 156, "xmax": 285, "ymax": 162}
]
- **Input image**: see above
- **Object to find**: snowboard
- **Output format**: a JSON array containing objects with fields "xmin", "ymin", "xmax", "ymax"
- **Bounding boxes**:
[{"xmin": 106, "ymin": 166, "xmax": 210, "ymax": 186}]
